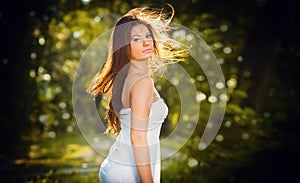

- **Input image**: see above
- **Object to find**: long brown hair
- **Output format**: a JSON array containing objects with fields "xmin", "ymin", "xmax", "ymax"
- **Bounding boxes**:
[{"xmin": 87, "ymin": 5, "xmax": 187, "ymax": 134}]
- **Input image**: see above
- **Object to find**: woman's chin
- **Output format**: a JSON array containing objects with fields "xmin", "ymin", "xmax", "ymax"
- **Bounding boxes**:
[{"xmin": 133, "ymin": 56, "xmax": 153, "ymax": 61}]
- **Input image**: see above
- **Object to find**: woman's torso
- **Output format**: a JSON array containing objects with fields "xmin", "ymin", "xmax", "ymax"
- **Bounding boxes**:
[{"xmin": 100, "ymin": 71, "xmax": 168, "ymax": 183}]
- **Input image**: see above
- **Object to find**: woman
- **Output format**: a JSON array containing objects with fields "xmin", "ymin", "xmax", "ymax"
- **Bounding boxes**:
[{"xmin": 87, "ymin": 4, "xmax": 186, "ymax": 183}]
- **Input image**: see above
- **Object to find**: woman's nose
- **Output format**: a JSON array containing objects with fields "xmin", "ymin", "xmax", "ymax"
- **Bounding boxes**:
[{"xmin": 143, "ymin": 39, "xmax": 151, "ymax": 46}]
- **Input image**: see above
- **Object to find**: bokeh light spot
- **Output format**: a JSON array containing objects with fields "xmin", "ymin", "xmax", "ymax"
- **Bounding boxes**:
[
  {"xmin": 30, "ymin": 52, "xmax": 37, "ymax": 60},
  {"xmin": 237, "ymin": 56, "xmax": 243, "ymax": 62},
  {"xmin": 38, "ymin": 36, "xmax": 46, "ymax": 45},
  {"xmin": 82, "ymin": 162, "xmax": 88, "ymax": 168},
  {"xmin": 42, "ymin": 74, "xmax": 51, "ymax": 81},
  {"xmin": 62, "ymin": 112, "xmax": 71, "ymax": 120},
  {"xmin": 216, "ymin": 82, "xmax": 225, "ymax": 89},
  {"xmin": 59, "ymin": 102, "xmax": 67, "ymax": 109},
  {"xmin": 226, "ymin": 78, "xmax": 237, "ymax": 88},
  {"xmin": 33, "ymin": 28, "xmax": 41, "ymax": 37},
  {"xmin": 29, "ymin": 11, "xmax": 35, "ymax": 17},
  {"xmin": 243, "ymin": 70, "xmax": 251, "ymax": 78},
  {"xmin": 188, "ymin": 157, "xmax": 198, "ymax": 167},
  {"xmin": 215, "ymin": 134, "xmax": 224, "ymax": 142},
  {"xmin": 219, "ymin": 94, "xmax": 229, "ymax": 102},
  {"xmin": 196, "ymin": 75, "xmax": 205, "ymax": 81},
  {"xmin": 220, "ymin": 25, "xmax": 228, "ymax": 32},
  {"xmin": 224, "ymin": 120, "xmax": 231, "ymax": 127},
  {"xmin": 39, "ymin": 114, "xmax": 48, "ymax": 123},
  {"xmin": 241, "ymin": 133, "xmax": 250, "ymax": 140},
  {"xmin": 93, "ymin": 16, "xmax": 101, "ymax": 22},
  {"xmin": 263, "ymin": 112, "xmax": 271, "ymax": 118},
  {"xmin": 217, "ymin": 58, "xmax": 224, "ymax": 64},
  {"xmin": 67, "ymin": 126, "xmax": 73, "ymax": 132},
  {"xmin": 208, "ymin": 95, "xmax": 217, "ymax": 103},
  {"xmin": 48, "ymin": 131, "xmax": 56, "ymax": 138},
  {"xmin": 81, "ymin": 0, "xmax": 91, "ymax": 5},
  {"xmin": 196, "ymin": 92, "xmax": 206, "ymax": 103},
  {"xmin": 2, "ymin": 58, "xmax": 8, "ymax": 64},
  {"xmin": 198, "ymin": 142, "xmax": 207, "ymax": 151},
  {"xmin": 29, "ymin": 69, "xmax": 36, "ymax": 78},
  {"xmin": 223, "ymin": 47, "xmax": 232, "ymax": 54},
  {"xmin": 73, "ymin": 30, "xmax": 84, "ymax": 39}
]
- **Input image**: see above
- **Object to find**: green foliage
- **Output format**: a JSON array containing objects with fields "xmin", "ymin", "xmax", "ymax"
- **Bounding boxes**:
[
  {"xmin": 24, "ymin": 170, "xmax": 99, "ymax": 183},
  {"xmin": 28, "ymin": 7, "xmax": 117, "ymax": 141}
]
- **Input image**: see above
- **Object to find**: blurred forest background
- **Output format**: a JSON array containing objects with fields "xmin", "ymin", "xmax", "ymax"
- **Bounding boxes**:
[{"xmin": 0, "ymin": 0, "xmax": 299, "ymax": 182}]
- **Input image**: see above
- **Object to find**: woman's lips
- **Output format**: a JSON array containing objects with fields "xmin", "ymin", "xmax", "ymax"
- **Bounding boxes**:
[{"xmin": 143, "ymin": 49, "xmax": 152, "ymax": 53}]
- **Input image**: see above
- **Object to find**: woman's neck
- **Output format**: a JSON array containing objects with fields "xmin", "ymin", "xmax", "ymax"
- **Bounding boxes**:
[{"xmin": 129, "ymin": 59, "xmax": 149, "ymax": 75}]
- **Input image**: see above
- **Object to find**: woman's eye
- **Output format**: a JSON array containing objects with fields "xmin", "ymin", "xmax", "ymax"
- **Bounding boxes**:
[
  {"xmin": 132, "ymin": 37, "xmax": 140, "ymax": 42},
  {"xmin": 146, "ymin": 34, "xmax": 152, "ymax": 39}
]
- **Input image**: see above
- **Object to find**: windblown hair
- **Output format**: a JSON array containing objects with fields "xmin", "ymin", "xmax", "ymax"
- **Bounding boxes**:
[{"xmin": 87, "ymin": 4, "xmax": 187, "ymax": 134}]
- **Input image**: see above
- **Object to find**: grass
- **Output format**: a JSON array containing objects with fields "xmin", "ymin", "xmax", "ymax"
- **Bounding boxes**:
[{"xmin": 3, "ymin": 133, "xmax": 103, "ymax": 183}]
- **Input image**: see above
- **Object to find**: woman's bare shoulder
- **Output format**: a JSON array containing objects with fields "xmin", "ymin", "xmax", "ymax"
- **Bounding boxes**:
[
  {"xmin": 126, "ymin": 72, "xmax": 152, "ymax": 87},
  {"xmin": 130, "ymin": 76, "xmax": 153, "ymax": 112},
  {"xmin": 130, "ymin": 75, "xmax": 153, "ymax": 92}
]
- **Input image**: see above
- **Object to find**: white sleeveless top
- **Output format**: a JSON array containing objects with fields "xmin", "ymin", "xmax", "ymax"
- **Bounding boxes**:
[{"xmin": 99, "ymin": 98, "xmax": 168, "ymax": 183}]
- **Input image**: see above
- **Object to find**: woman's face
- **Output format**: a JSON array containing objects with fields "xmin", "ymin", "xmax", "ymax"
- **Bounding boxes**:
[{"xmin": 130, "ymin": 24, "xmax": 154, "ymax": 61}]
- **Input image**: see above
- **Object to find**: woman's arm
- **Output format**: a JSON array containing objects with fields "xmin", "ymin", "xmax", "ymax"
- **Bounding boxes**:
[{"xmin": 130, "ymin": 76, "xmax": 153, "ymax": 183}]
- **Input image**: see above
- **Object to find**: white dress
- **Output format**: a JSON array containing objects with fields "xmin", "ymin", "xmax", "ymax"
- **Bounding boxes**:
[{"xmin": 99, "ymin": 98, "xmax": 168, "ymax": 183}]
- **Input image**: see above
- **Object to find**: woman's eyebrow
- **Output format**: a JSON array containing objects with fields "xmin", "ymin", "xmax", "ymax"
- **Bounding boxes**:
[
  {"xmin": 131, "ymin": 32, "xmax": 151, "ymax": 37},
  {"xmin": 131, "ymin": 34, "xmax": 141, "ymax": 37}
]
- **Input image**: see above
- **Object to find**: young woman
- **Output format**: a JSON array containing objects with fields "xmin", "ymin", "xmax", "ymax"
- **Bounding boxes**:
[{"xmin": 87, "ymin": 4, "xmax": 186, "ymax": 183}]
